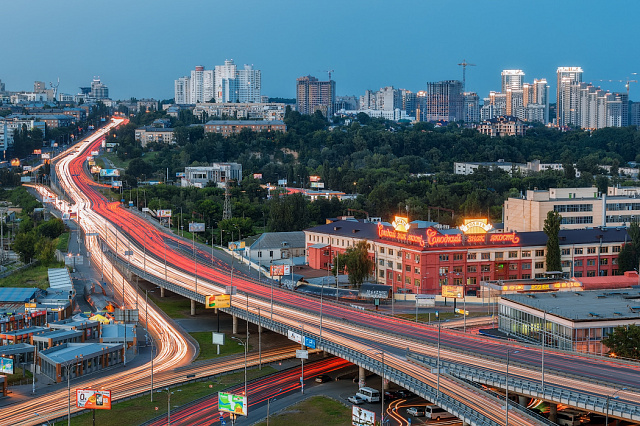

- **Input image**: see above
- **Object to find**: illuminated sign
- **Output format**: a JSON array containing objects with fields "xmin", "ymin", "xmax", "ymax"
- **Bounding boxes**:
[
  {"xmin": 391, "ymin": 216, "xmax": 411, "ymax": 233},
  {"xmin": 459, "ymin": 219, "xmax": 493, "ymax": 234},
  {"xmin": 377, "ymin": 224, "xmax": 426, "ymax": 247},
  {"xmin": 426, "ymin": 228, "xmax": 462, "ymax": 246},
  {"xmin": 0, "ymin": 357, "xmax": 14, "ymax": 374},
  {"xmin": 10, "ymin": 159, "xmax": 20, "ymax": 167},
  {"xmin": 309, "ymin": 175, "xmax": 321, "ymax": 182},
  {"xmin": 218, "ymin": 392, "xmax": 247, "ymax": 416},
  {"xmin": 377, "ymin": 224, "xmax": 520, "ymax": 248},
  {"xmin": 488, "ymin": 232, "xmax": 520, "ymax": 244},
  {"xmin": 157, "ymin": 209, "xmax": 172, "ymax": 218},
  {"xmin": 76, "ymin": 389, "xmax": 112, "ymax": 410},
  {"xmin": 499, "ymin": 281, "xmax": 582, "ymax": 292},
  {"xmin": 205, "ymin": 294, "xmax": 231, "ymax": 309},
  {"xmin": 442, "ymin": 285, "xmax": 464, "ymax": 299},
  {"xmin": 253, "ymin": 173, "xmax": 263, "ymax": 179}
]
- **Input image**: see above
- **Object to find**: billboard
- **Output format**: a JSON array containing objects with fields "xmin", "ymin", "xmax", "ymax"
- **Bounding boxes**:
[
  {"xmin": 205, "ymin": 294, "xmax": 231, "ymax": 309},
  {"xmin": 41, "ymin": 153, "xmax": 51, "ymax": 159},
  {"xmin": 43, "ymin": 196, "xmax": 55, "ymax": 203},
  {"xmin": 91, "ymin": 151, "xmax": 99, "ymax": 156},
  {"xmin": 228, "ymin": 241, "xmax": 245, "ymax": 251},
  {"xmin": 99, "ymin": 169, "xmax": 120, "ymax": 177},
  {"xmin": 441, "ymin": 285, "xmax": 464, "ymax": 299},
  {"xmin": 310, "ymin": 182, "xmax": 325, "ymax": 189},
  {"xmin": 218, "ymin": 392, "xmax": 247, "ymax": 416},
  {"xmin": 0, "ymin": 357, "xmax": 14, "ymax": 374},
  {"xmin": 111, "ymin": 181, "xmax": 122, "ymax": 188},
  {"xmin": 76, "ymin": 389, "xmax": 112, "ymax": 410},
  {"xmin": 270, "ymin": 264, "xmax": 290, "ymax": 276},
  {"xmin": 105, "ymin": 143, "xmax": 117, "ymax": 148},
  {"xmin": 88, "ymin": 160, "xmax": 96, "ymax": 166},
  {"xmin": 175, "ymin": 172, "xmax": 186, "ymax": 178},
  {"xmin": 23, "ymin": 165, "xmax": 32, "ymax": 171},
  {"xmin": 277, "ymin": 179, "xmax": 287, "ymax": 186},
  {"xmin": 86, "ymin": 156, "xmax": 94, "ymax": 161},
  {"xmin": 33, "ymin": 149, "xmax": 42, "ymax": 155},
  {"xmin": 189, "ymin": 222, "xmax": 205, "ymax": 232},
  {"xmin": 20, "ymin": 176, "xmax": 32, "ymax": 183},
  {"xmin": 309, "ymin": 175, "xmax": 321, "ymax": 182},
  {"xmin": 90, "ymin": 166, "xmax": 101, "ymax": 174},
  {"xmin": 352, "ymin": 406, "xmax": 375, "ymax": 426},
  {"xmin": 252, "ymin": 173, "xmax": 262, "ymax": 179},
  {"xmin": 157, "ymin": 209, "xmax": 172, "ymax": 218}
]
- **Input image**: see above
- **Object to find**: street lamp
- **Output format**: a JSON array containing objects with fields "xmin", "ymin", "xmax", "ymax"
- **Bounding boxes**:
[
  {"xmin": 505, "ymin": 349, "xmax": 520, "ymax": 426},
  {"xmin": 606, "ymin": 388, "xmax": 627, "ymax": 426},
  {"xmin": 248, "ymin": 306, "xmax": 262, "ymax": 370},
  {"xmin": 541, "ymin": 306, "xmax": 559, "ymax": 394},
  {"xmin": 232, "ymin": 335, "xmax": 248, "ymax": 413},
  {"xmin": 266, "ymin": 388, "xmax": 283, "ymax": 426},
  {"xmin": 366, "ymin": 349, "xmax": 385, "ymax": 426}
]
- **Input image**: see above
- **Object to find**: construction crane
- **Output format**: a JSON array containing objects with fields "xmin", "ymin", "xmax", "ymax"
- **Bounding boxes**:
[
  {"xmin": 457, "ymin": 59, "xmax": 475, "ymax": 93},
  {"xmin": 324, "ymin": 69, "xmax": 335, "ymax": 81},
  {"xmin": 598, "ymin": 73, "xmax": 638, "ymax": 96},
  {"xmin": 49, "ymin": 77, "xmax": 60, "ymax": 101}
]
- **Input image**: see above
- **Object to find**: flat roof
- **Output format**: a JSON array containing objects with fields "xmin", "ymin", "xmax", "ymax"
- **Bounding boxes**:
[
  {"xmin": 0, "ymin": 326, "xmax": 48, "ymax": 337},
  {"xmin": 32, "ymin": 329, "xmax": 83, "ymax": 341},
  {"xmin": 502, "ymin": 290, "xmax": 640, "ymax": 322},
  {"xmin": 39, "ymin": 343, "xmax": 122, "ymax": 365},
  {"xmin": 100, "ymin": 324, "xmax": 135, "ymax": 339},
  {"xmin": 0, "ymin": 343, "xmax": 35, "ymax": 357},
  {"xmin": 0, "ymin": 288, "xmax": 43, "ymax": 303},
  {"xmin": 49, "ymin": 319, "xmax": 99, "ymax": 329}
]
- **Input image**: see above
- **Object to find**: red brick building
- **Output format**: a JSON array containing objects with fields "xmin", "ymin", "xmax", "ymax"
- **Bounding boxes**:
[{"xmin": 304, "ymin": 218, "xmax": 628, "ymax": 295}]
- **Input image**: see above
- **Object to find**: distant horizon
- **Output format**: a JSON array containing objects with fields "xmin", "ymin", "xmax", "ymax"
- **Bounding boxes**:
[{"xmin": 3, "ymin": 0, "xmax": 639, "ymax": 102}]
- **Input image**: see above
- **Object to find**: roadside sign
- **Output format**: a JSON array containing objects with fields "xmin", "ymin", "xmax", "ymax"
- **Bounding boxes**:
[
  {"xmin": 218, "ymin": 392, "xmax": 247, "ymax": 416},
  {"xmin": 189, "ymin": 222, "xmax": 205, "ymax": 232},
  {"xmin": 212, "ymin": 332, "xmax": 225, "ymax": 345},
  {"xmin": 0, "ymin": 358, "xmax": 14, "ymax": 374},
  {"xmin": 455, "ymin": 308, "xmax": 469, "ymax": 316},
  {"xmin": 270, "ymin": 264, "xmax": 291, "ymax": 276},
  {"xmin": 228, "ymin": 241, "xmax": 245, "ymax": 251},
  {"xmin": 303, "ymin": 336, "xmax": 316, "ymax": 349},
  {"xmin": 205, "ymin": 294, "xmax": 231, "ymax": 309},
  {"xmin": 441, "ymin": 285, "xmax": 464, "ymax": 299},
  {"xmin": 352, "ymin": 406, "xmax": 375, "ymax": 426},
  {"xmin": 76, "ymin": 389, "xmax": 112, "ymax": 410},
  {"xmin": 287, "ymin": 330, "xmax": 302, "ymax": 344},
  {"xmin": 296, "ymin": 349, "xmax": 308, "ymax": 359}
]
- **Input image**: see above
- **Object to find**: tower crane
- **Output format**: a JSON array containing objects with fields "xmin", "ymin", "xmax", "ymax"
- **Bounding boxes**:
[
  {"xmin": 457, "ymin": 59, "xmax": 475, "ymax": 92},
  {"xmin": 598, "ymin": 73, "xmax": 638, "ymax": 97},
  {"xmin": 324, "ymin": 69, "xmax": 335, "ymax": 81}
]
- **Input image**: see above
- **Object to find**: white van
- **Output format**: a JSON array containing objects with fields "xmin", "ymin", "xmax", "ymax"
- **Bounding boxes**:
[
  {"xmin": 356, "ymin": 387, "xmax": 380, "ymax": 403},
  {"xmin": 556, "ymin": 410, "xmax": 582, "ymax": 426},
  {"xmin": 425, "ymin": 404, "xmax": 455, "ymax": 420}
]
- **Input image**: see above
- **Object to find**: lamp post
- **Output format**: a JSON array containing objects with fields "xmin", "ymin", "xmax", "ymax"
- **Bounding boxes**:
[
  {"xmin": 248, "ymin": 306, "xmax": 262, "ymax": 370},
  {"xmin": 505, "ymin": 349, "xmax": 519, "ymax": 426},
  {"xmin": 270, "ymin": 259, "xmax": 274, "ymax": 320},
  {"xmin": 541, "ymin": 307, "xmax": 559, "ymax": 394},
  {"xmin": 166, "ymin": 388, "xmax": 174, "ymax": 425},
  {"xmin": 232, "ymin": 336, "xmax": 248, "ymax": 413},
  {"xmin": 606, "ymin": 388, "xmax": 627, "ymax": 426},
  {"xmin": 436, "ymin": 310, "xmax": 441, "ymax": 400},
  {"xmin": 366, "ymin": 349, "xmax": 385, "ymax": 426},
  {"xmin": 266, "ymin": 388, "xmax": 282, "ymax": 426},
  {"xmin": 319, "ymin": 278, "xmax": 326, "ymax": 344}
]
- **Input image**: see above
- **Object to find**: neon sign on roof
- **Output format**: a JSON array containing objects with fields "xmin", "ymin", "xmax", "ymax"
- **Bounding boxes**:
[{"xmin": 377, "ymin": 224, "xmax": 520, "ymax": 247}]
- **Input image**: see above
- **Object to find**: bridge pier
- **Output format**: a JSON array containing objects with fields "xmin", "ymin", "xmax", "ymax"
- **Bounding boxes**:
[
  {"xmin": 518, "ymin": 395, "xmax": 527, "ymax": 406},
  {"xmin": 549, "ymin": 403, "xmax": 557, "ymax": 423},
  {"xmin": 383, "ymin": 378, "xmax": 389, "ymax": 391},
  {"xmin": 190, "ymin": 299, "xmax": 196, "ymax": 316},
  {"xmin": 232, "ymin": 315, "xmax": 238, "ymax": 334},
  {"xmin": 358, "ymin": 366, "xmax": 366, "ymax": 388},
  {"xmin": 160, "ymin": 287, "xmax": 165, "ymax": 297}
]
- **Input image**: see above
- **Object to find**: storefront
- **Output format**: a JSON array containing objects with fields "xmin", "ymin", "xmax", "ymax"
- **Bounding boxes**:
[{"xmin": 305, "ymin": 217, "xmax": 628, "ymax": 295}]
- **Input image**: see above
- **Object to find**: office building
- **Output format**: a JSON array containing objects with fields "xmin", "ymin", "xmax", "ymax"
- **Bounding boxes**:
[
  {"xmin": 296, "ymin": 75, "xmax": 336, "ymax": 118},
  {"xmin": 180, "ymin": 163, "xmax": 243, "ymax": 188},
  {"xmin": 557, "ymin": 67, "xmax": 583, "ymax": 126},
  {"xmin": 0, "ymin": 80, "xmax": 5, "ymax": 92},
  {"xmin": 463, "ymin": 92, "xmax": 480, "ymax": 123},
  {"xmin": 89, "ymin": 78, "xmax": 109, "ymax": 99},
  {"xmin": 501, "ymin": 70, "xmax": 525, "ymax": 93}
]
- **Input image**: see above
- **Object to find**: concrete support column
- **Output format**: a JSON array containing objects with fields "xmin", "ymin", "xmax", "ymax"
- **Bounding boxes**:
[
  {"xmin": 358, "ymin": 366, "xmax": 366, "ymax": 388},
  {"xmin": 258, "ymin": 325, "xmax": 262, "ymax": 333},
  {"xmin": 549, "ymin": 403, "xmax": 557, "ymax": 423},
  {"xmin": 382, "ymin": 378, "xmax": 390, "ymax": 390},
  {"xmin": 518, "ymin": 395, "xmax": 528, "ymax": 406},
  {"xmin": 190, "ymin": 299, "xmax": 196, "ymax": 316},
  {"xmin": 232, "ymin": 315, "xmax": 238, "ymax": 335},
  {"xmin": 160, "ymin": 287, "xmax": 165, "ymax": 298}
]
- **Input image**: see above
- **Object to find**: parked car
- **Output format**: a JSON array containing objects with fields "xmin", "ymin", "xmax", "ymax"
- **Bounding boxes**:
[
  {"xmin": 397, "ymin": 389, "xmax": 415, "ymax": 398},
  {"xmin": 407, "ymin": 407, "xmax": 426, "ymax": 417},
  {"xmin": 315, "ymin": 374, "xmax": 332, "ymax": 383},
  {"xmin": 348, "ymin": 395, "xmax": 366, "ymax": 405},
  {"xmin": 384, "ymin": 390, "xmax": 401, "ymax": 400}
]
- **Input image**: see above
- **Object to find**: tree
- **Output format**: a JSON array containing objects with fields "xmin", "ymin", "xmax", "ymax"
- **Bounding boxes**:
[
  {"xmin": 35, "ymin": 238, "xmax": 55, "ymax": 266},
  {"xmin": 13, "ymin": 231, "xmax": 37, "ymax": 263},
  {"xmin": 603, "ymin": 324, "xmax": 640, "ymax": 359},
  {"xmin": 331, "ymin": 241, "xmax": 374, "ymax": 287},
  {"xmin": 617, "ymin": 222, "xmax": 640, "ymax": 273},
  {"xmin": 543, "ymin": 210, "xmax": 562, "ymax": 272}
]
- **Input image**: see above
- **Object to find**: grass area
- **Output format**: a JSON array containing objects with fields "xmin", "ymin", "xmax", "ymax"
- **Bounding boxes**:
[
  {"xmin": 56, "ymin": 232, "xmax": 70, "ymax": 251},
  {"xmin": 0, "ymin": 263, "xmax": 63, "ymax": 289},
  {"xmin": 102, "ymin": 151, "xmax": 159, "ymax": 171},
  {"xmin": 190, "ymin": 332, "xmax": 249, "ymax": 361},
  {"xmin": 6, "ymin": 367, "xmax": 34, "ymax": 386},
  {"xmin": 397, "ymin": 310, "xmax": 489, "ymax": 323},
  {"xmin": 148, "ymin": 293, "xmax": 193, "ymax": 318},
  {"xmin": 254, "ymin": 396, "xmax": 351, "ymax": 426},
  {"xmin": 71, "ymin": 367, "xmax": 276, "ymax": 426}
]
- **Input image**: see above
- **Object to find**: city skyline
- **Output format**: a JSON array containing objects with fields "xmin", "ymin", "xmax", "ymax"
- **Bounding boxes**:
[{"xmin": 2, "ymin": 0, "xmax": 639, "ymax": 102}]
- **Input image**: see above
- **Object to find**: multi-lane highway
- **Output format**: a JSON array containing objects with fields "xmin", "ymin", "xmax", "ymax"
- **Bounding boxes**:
[{"xmin": 42, "ymin": 118, "xmax": 640, "ymax": 425}]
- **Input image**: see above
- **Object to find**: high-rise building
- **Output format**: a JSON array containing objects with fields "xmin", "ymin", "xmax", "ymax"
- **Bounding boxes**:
[
  {"xmin": 556, "ymin": 67, "xmax": 583, "ymax": 126},
  {"xmin": 214, "ymin": 60, "xmax": 238, "ymax": 103},
  {"xmin": 630, "ymin": 102, "xmax": 640, "ymax": 128},
  {"xmin": 463, "ymin": 92, "xmax": 480, "ymax": 123},
  {"xmin": 190, "ymin": 66, "xmax": 215, "ymax": 103},
  {"xmin": 34, "ymin": 81, "xmax": 46, "ymax": 93},
  {"xmin": 236, "ymin": 64, "xmax": 261, "ymax": 103},
  {"xmin": 174, "ymin": 76, "xmax": 191, "ymax": 104},
  {"xmin": 296, "ymin": 75, "xmax": 336, "ymax": 117},
  {"xmin": 533, "ymin": 78, "xmax": 550, "ymax": 124},
  {"xmin": 400, "ymin": 89, "xmax": 416, "ymax": 117},
  {"xmin": 0, "ymin": 79, "xmax": 5, "ymax": 92},
  {"xmin": 418, "ymin": 80, "xmax": 463, "ymax": 122},
  {"xmin": 90, "ymin": 77, "xmax": 109, "ymax": 99},
  {"xmin": 501, "ymin": 70, "xmax": 525, "ymax": 93}
]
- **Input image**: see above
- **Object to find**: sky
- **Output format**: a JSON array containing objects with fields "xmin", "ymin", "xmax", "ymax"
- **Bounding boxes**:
[{"xmin": 2, "ymin": 0, "xmax": 640, "ymax": 102}]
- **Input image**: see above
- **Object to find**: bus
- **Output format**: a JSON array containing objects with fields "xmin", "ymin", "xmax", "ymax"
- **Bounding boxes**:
[{"xmin": 356, "ymin": 387, "xmax": 380, "ymax": 403}]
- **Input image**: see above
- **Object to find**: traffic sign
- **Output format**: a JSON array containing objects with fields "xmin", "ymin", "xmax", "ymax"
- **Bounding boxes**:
[{"xmin": 296, "ymin": 350, "xmax": 308, "ymax": 359}]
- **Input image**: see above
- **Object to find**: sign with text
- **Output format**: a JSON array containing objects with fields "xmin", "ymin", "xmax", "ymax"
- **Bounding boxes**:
[
  {"xmin": 253, "ymin": 173, "xmax": 262, "ymax": 179},
  {"xmin": 40, "ymin": 153, "xmax": 51, "ymax": 159},
  {"xmin": 270, "ymin": 264, "xmax": 290, "ymax": 276},
  {"xmin": 20, "ymin": 176, "xmax": 32, "ymax": 183},
  {"xmin": 23, "ymin": 165, "xmax": 32, "ymax": 171},
  {"xmin": 218, "ymin": 392, "xmax": 247, "ymax": 416},
  {"xmin": 287, "ymin": 330, "xmax": 302, "ymax": 344},
  {"xmin": 205, "ymin": 294, "xmax": 231, "ymax": 309},
  {"xmin": 189, "ymin": 222, "xmax": 205, "ymax": 232},
  {"xmin": 175, "ymin": 172, "xmax": 186, "ymax": 178},
  {"xmin": 91, "ymin": 151, "xmax": 99, "ymax": 156},
  {"xmin": 304, "ymin": 336, "xmax": 316, "ymax": 349},
  {"xmin": 310, "ymin": 182, "xmax": 325, "ymax": 189},
  {"xmin": 0, "ymin": 357, "xmax": 14, "ymax": 374},
  {"xmin": 441, "ymin": 285, "xmax": 464, "ymax": 299},
  {"xmin": 99, "ymin": 168, "xmax": 120, "ymax": 177},
  {"xmin": 228, "ymin": 241, "xmax": 245, "ymax": 251},
  {"xmin": 296, "ymin": 349, "xmax": 308, "ymax": 359},
  {"xmin": 212, "ymin": 332, "xmax": 225, "ymax": 345},
  {"xmin": 352, "ymin": 406, "xmax": 375, "ymax": 426},
  {"xmin": 76, "ymin": 389, "xmax": 112, "ymax": 410},
  {"xmin": 111, "ymin": 181, "xmax": 122, "ymax": 188},
  {"xmin": 157, "ymin": 209, "xmax": 172, "ymax": 218},
  {"xmin": 309, "ymin": 175, "xmax": 321, "ymax": 182}
]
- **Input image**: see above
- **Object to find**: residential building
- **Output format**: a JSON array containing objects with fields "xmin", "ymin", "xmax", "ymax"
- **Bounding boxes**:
[
  {"xmin": 180, "ymin": 163, "xmax": 242, "ymax": 188},
  {"xmin": 556, "ymin": 67, "xmax": 583, "ymax": 126},
  {"xmin": 137, "ymin": 99, "xmax": 159, "ymax": 111},
  {"xmin": 504, "ymin": 186, "xmax": 640, "ymax": 232},
  {"xmin": 296, "ymin": 75, "xmax": 336, "ymax": 118},
  {"xmin": 335, "ymin": 96, "xmax": 358, "ymax": 111},
  {"xmin": 501, "ymin": 70, "xmax": 525, "ymax": 92},
  {"xmin": 476, "ymin": 116, "xmax": 525, "ymax": 137},
  {"xmin": 401, "ymin": 89, "xmax": 417, "ymax": 117},
  {"xmin": 90, "ymin": 77, "xmax": 109, "ymax": 99},
  {"xmin": 193, "ymin": 103, "xmax": 287, "ymax": 121},
  {"xmin": 134, "ymin": 127, "xmax": 175, "ymax": 146},
  {"xmin": 203, "ymin": 120, "xmax": 285, "ymax": 136},
  {"xmin": 335, "ymin": 108, "xmax": 414, "ymax": 122},
  {"xmin": 417, "ymin": 80, "xmax": 464, "ymax": 122},
  {"xmin": 463, "ymin": 92, "xmax": 480, "ymax": 123},
  {"xmin": 174, "ymin": 76, "xmax": 191, "ymax": 104},
  {"xmin": 631, "ymin": 102, "xmax": 640, "ymax": 128},
  {"xmin": 236, "ymin": 64, "xmax": 261, "ymax": 103},
  {"xmin": 454, "ymin": 161, "xmax": 521, "ymax": 175},
  {"xmin": 191, "ymin": 66, "xmax": 215, "ymax": 103},
  {"xmin": 0, "ymin": 79, "xmax": 5, "ymax": 92},
  {"xmin": 214, "ymin": 60, "xmax": 238, "ymax": 103},
  {"xmin": 245, "ymin": 231, "xmax": 306, "ymax": 265}
]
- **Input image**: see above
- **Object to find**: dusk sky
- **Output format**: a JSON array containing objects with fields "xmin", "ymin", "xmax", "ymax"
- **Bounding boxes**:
[{"xmin": 3, "ymin": 0, "xmax": 639, "ymax": 102}]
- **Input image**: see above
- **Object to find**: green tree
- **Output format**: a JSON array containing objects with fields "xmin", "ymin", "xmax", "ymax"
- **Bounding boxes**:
[
  {"xmin": 543, "ymin": 210, "xmax": 562, "ymax": 272},
  {"xmin": 331, "ymin": 241, "xmax": 374, "ymax": 287},
  {"xmin": 603, "ymin": 324, "xmax": 640, "ymax": 359},
  {"xmin": 35, "ymin": 238, "xmax": 56, "ymax": 266},
  {"xmin": 37, "ymin": 218, "xmax": 66, "ymax": 239},
  {"xmin": 617, "ymin": 222, "xmax": 640, "ymax": 272},
  {"xmin": 13, "ymin": 231, "xmax": 37, "ymax": 263},
  {"xmin": 267, "ymin": 193, "xmax": 309, "ymax": 232}
]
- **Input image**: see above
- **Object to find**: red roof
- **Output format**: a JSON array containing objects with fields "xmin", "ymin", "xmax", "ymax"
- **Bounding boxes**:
[{"xmin": 575, "ymin": 271, "xmax": 639, "ymax": 290}]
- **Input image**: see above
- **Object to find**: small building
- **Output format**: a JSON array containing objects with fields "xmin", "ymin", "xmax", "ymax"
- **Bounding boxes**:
[
  {"xmin": 38, "ymin": 342, "xmax": 124, "ymax": 383},
  {"xmin": 31, "ymin": 329, "xmax": 83, "ymax": 351},
  {"xmin": 100, "ymin": 323, "xmax": 137, "ymax": 351},
  {"xmin": 0, "ymin": 326, "xmax": 48, "ymax": 346},
  {"xmin": 499, "ymin": 290, "xmax": 640, "ymax": 355},
  {"xmin": 0, "ymin": 342, "xmax": 36, "ymax": 365},
  {"xmin": 48, "ymin": 318, "xmax": 101, "ymax": 341},
  {"xmin": 477, "ymin": 116, "xmax": 525, "ymax": 137},
  {"xmin": 48, "ymin": 268, "xmax": 74, "ymax": 298},
  {"xmin": 134, "ymin": 126, "xmax": 175, "ymax": 147},
  {"xmin": 204, "ymin": 120, "xmax": 286, "ymax": 136},
  {"xmin": 180, "ymin": 163, "xmax": 242, "ymax": 188},
  {"xmin": 246, "ymin": 232, "xmax": 306, "ymax": 265}
]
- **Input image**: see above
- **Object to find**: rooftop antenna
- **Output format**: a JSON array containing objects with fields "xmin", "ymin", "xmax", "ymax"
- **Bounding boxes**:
[{"xmin": 457, "ymin": 59, "xmax": 476, "ymax": 92}]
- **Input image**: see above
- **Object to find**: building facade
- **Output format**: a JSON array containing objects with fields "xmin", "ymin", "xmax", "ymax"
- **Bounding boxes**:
[
  {"xmin": 556, "ymin": 67, "xmax": 583, "ymax": 126},
  {"xmin": 203, "ymin": 120, "xmax": 285, "ymax": 136},
  {"xmin": 180, "ymin": 163, "xmax": 242, "ymax": 188},
  {"xmin": 476, "ymin": 116, "xmax": 525, "ymax": 137},
  {"xmin": 134, "ymin": 127, "xmax": 175, "ymax": 146},
  {"xmin": 296, "ymin": 75, "xmax": 336, "ymax": 117},
  {"xmin": 416, "ymin": 80, "xmax": 464, "ymax": 122}
]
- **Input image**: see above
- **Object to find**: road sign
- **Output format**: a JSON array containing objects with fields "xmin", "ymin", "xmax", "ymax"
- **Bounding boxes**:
[
  {"xmin": 76, "ymin": 389, "xmax": 112, "ymax": 410},
  {"xmin": 296, "ymin": 349, "xmax": 308, "ymax": 359},
  {"xmin": 212, "ymin": 332, "xmax": 225, "ymax": 345},
  {"xmin": 303, "ymin": 336, "xmax": 316, "ymax": 349},
  {"xmin": 218, "ymin": 392, "xmax": 247, "ymax": 416},
  {"xmin": 287, "ymin": 330, "xmax": 302, "ymax": 344},
  {"xmin": 205, "ymin": 294, "xmax": 231, "ymax": 309}
]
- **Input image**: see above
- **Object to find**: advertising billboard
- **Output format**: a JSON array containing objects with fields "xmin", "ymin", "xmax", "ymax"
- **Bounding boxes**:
[
  {"xmin": 441, "ymin": 285, "xmax": 464, "ymax": 299},
  {"xmin": 252, "ymin": 173, "xmax": 262, "ymax": 179},
  {"xmin": 20, "ymin": 176, "xmax": 32, "ymax": 183},
  {"xmin": 205, "ymin": 294, "xmax": 231, "ymax": 309},
  {"xmin": 43, "ymin": 196, "xmax": 55, "ymax": 203},
  {"xmin": 23, "ymin": 166, "xmax": 32, "ymax": 171},
  {"xmin": 111, "ymin": 181, "xmax": 122, "ymax": 188},
  {"xmin": 41, "ymin": 153, "xmax": 51, "ymax": 159},
  {"xmin": 33, "ymin": 149, "xmax": 42, "ymax": 155},
  {"xmin": 157, "ymin": 209, "xmax": 172, "ymax": 218},
  {"xmin": 277, "ymin": 179, "xmax": 287, "ymax": 186},
  {"xmin": 175, "ymin": 172, "xmax": 186, "ymax": 178},
  {"xmin": 270, "ymin": 264, "xmax": 290, "ymax": 276},
  {"xmin": 310, "ymin": 182, "xmax": 325, "ymax": 189},
  {"xmin": 99, "ymin": 169, "xmax": 120, "ymax": 177},
  {"xmin": 309, "ymin": 175, "xmax": 321, "ymax": 182},
  {"xmin": 352, "ymin": 406, "xmax": 375, "ymax": 426},
  {"xmin": 218, "ymin": 392, "xmax": 247, "ymax": 416},
  {"xmin": 88, "ymin": 160, "xmax": 96, "ymax": 166},
  {"xmin": 105, "ymin": 143, "xmax": 117, "ymax": 148},
  {"xmin": 76, "ymin": 389, "xmax": 112, "ymax": 410},
  {"xmin": 189, "ymin": 222, "xmax": 205, "ymax": 232},
  {"xmin": 228, "ymin": 241, "xmax": 245, "ymax": 251},
  {"xmin": 0, "ymin": 357, "xmax": 14, "ymax": 374},
  {"xmin": 86, "ymin": 156, "xmax": 94, "ymax": 161},
  {"xmin": 91, "ymin": 151, "xmax": 99, "ymax": 156},
  {"xmin": 90, "ymin": 166, "xmax": 101, "ymax": 174}
]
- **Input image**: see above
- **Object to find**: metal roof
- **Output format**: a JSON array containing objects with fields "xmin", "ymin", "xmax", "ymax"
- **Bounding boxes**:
[
  {"xmin": 0, "ymin": 343, "xmax": 35, "ymax": 357},
  {"xmin": 0, "ymin": 288, "xmax": 42, "ymax": 303},
  {"xmin": 250, "ymin": 232, "xmax": 306, "ymax": 250},
  {"xmin": 48, "ymin": 268, "xmax": 72, "ymax": 291},
  {"xmin": 39, "ymin": 342, "xmax": 122, "ymax": 366},
  {"xmin": 32, "ymin": 329, "xmax": 82, "ymax": 341}
]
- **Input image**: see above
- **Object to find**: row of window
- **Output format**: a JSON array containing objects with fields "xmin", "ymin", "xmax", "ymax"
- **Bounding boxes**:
[
  {"xmin": 554, "ymin": 204, "xmax": 593, "ymax": 212},
  {"xmin": 606, "ymin": 203, "xmax": 640, "ymax": 211},
  {"xmin": 560, "ymin": 216, "xmax": 594, "ymax": 225}
]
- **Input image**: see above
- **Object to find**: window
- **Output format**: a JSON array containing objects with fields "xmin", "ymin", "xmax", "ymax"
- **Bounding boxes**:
[
  {"xmin": 467, "ymin": 265, "xmax": 477, "ymax": 273},
  {"xmin": 561, "ymin": 249, "xmax": 571, "ymax": 256},
  {"xmin": 522, "ymin": 274, "xmax": 531, "ymax": 279},
  {"xmin": 535, "ymin": 262, "xmax": 544, "ymax": 269},
  {"xmin": 453, "ymin": 253, "xmax": 464, "ymax": 261},
  {"xmin": 405, "ymin": 265, "xmax": 411, "ymax": 272},
  {"xmin": 600, "ymin": 258, "xmax": 608, "ymax": 265},
  {"xmin": 439, "ymin": 254, "xmax": 449, "ymax": 261},
  {"xmin": 612, "ymin": 257, "xmax": 618, "ymax": 265},
  {"xmin": 379, "ymin": 259, "xmax": 384, "ymax": 266},
  {"xmin": 522, "ymin": 250, "xmax": 531, "ymax": 258},
  {"xmin": 453, "ymin": 266, "xmax": 463, "ymax": 273},
  {"xmin": 397, "ymin": 273, "xmax": 402, "ymax": 282},
  {"xmin": 415, "ymin": 254, "xmax": 420, "ymax": 263},
  {"xmin": 535, "ymin": 250, "xmax": 545, "ymax": 257},
  {"xmin": 508, "ymin": 251, "xmax": 518, "ymax": 259},
  {"xmin": 553, "ymin": 204, "xmax": 593, "ymax": 212},
  {"xmin": 467, "ymin": 277, "xmax": 477, "ymax": 285},
  {"xmin": 405, "ymin": 277, "xmax": 410, "ymax": 284},
  {"xmin": 258, "ymin": 251, "xmax": 262, "ymax": 258},
  {"xmin": 587, "ymin": 270, "xmax": 596, "ymax": 277},
  {"xmin": 379, "ymin": 270, "xmax": 384, "ymax": 278},
  {"xmin": 509, "ymin": 274, "xmax": 518, "ymax": 280},
  {"xmin": 397, "ymin": 251, "xmax": 402, "ymax": 258},
  {"xmin": 587, "ymin": 247, "xmax": 596, "ymax": 254},
  {"xmin": 561, "ymin": 260, "xmax": 572, "ymax": 268},
  {"xmin": 269, "ymin": 250, "xmax": 274, "ymax": 257},
  {"xmin": 587, "ymin": 259, "xmax": 596, "ymax": 266},
  {"xmin": 574, "ymin": 271, "xmax": 583, "ymax": 277},
  {"xmin": 405, "ymin": 252, "xmax": 411, "ymax": 259},
  {"xmin": 481, "ymin": 265, "xmax": 491, "ymax": 272},
  {"xmin": 414, "ymin": 267, "xmax": 420, "ymax": 274},
  {"xmin": 467, "ymin": 253, "xmax": 477, "ymax": 260},
  {"xmin": 388, "ymin": 249, "xmax": 393, "ymax": 256},
  {"xmin": 574, "ymin": 248, "xmax": 583, "ymax": 255},
  {"xmin": 509, "ymin": 263, "xmax": 518, "ymax": 270},
  {"xmin": 439, "ymin": 267, "xmax": 449, "ymax": 275},
  {"xmin": 522, "ymin": 263, "xmax": 531, "ymax": 270},
  {"xmin": 495, "ymin": 252, "xmax": 503, "ymax": 259},
  {"xmin": 414, "ymin": 278, "xmax": 420, "ymax": 286},
  {"xmin": 453, "ymin": 278, "xmax": 463, "ymax": 285},
  {"xmin": 613, "ymin": 246, "xmax": 621, "ymax": 253},
  {"xmin": 387, "ymin": 271, "xmax": 393, "ymax": 279},
  {"xmin": 379, "ymin": 247, "xmax": 385, "ymax": 253},
  {"xmin": 574, "ymin": 260, "xmax": 583, "ymax": 267},
  {"xmin": 387, "ymin": 261, "xmax": 393, "ymax": 268},
  {"xmin": 600, "ymin": 247, "xmax": 609, "ymax": 254},
  {"xmin": 396, "ymin": 263, "xmax": 402, "ymax": 270},
  {"xmin": 481, "ymin": 253, "xmax": 490, "ymax": 260}
]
